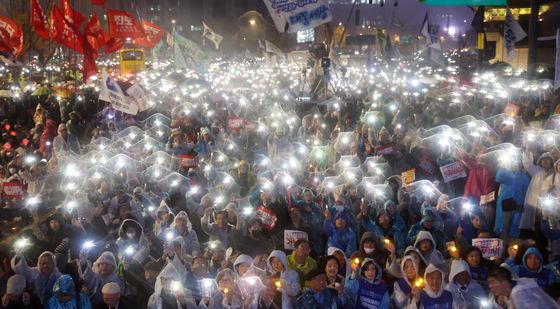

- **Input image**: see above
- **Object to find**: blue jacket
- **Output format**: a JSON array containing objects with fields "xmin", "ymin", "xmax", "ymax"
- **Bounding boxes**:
[
  {"xmin": 45, "ymin": 275, "xmax": 92, "ymax": 309},
  {"xmin": 324, "ymin": 216, "xmax": 357, "ymax": 258},
  {"xmin": 360, "ymin": 217, "xmax": 406, "ymax": 256},
  {"xmin": 495, "ymin": 169, "xmax": 529, "ymax": 235},
  {"xmin": 345, "ymin": 259, "xmax": 390, "ymax": 309},
  {"xmin": 407, "ymin": 223, "xmax": 445, "ymax": 253},
  {"xmin": 296, "ymin": 287, "xmax": 347, "ymax": 309},
  {"xmin": 508, "ymin": 247, "xmax": 556, "ymax": 288}
]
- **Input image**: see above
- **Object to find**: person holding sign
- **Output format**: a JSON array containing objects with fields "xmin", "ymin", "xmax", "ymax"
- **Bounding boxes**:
[{"xmin": 505, "ymin": 247, "xmax": 555, "ymax": 288}]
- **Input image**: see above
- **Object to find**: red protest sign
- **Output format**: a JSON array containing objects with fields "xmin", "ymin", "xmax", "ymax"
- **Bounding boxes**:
[
  {"xmin": 2, "ymin": 182, "xmax": 26, "ymax": 200},
  {"xmin": 439, "ymin": 161, "xmax": 467, "ymax": 183},
  {"xmin": 107, "ymin": 10, "xmax": 145, "ymax": 39},
  {"xmin": 256, "ymin": 206, "xmax": 278, "ymax": 231},
  {"xmin": 375, "ymin": 144, "xmax": 396, "ymax": 155},
  {"xmin": 179, "ymin": 155, "xmax": 197, "ymax": 169}
]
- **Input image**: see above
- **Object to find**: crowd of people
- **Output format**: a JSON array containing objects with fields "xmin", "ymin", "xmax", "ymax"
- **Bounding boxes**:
[{"xmin": 1, "ymin": 54, "xmax": 560, "ymax": 309}]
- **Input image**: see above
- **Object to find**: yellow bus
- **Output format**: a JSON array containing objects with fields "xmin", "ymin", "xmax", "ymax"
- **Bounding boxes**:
[{"xmin": 119, "ymin": 49, "xmax": 145, "ymax": 75}]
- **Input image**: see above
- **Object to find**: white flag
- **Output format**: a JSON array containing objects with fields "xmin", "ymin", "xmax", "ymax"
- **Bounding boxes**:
[
  {"xmin": 504, "ymin": 9, "xmax": 527, "ymax": 61},
  {"xmin": 262, "ymin": 0, "xmax": 332, "ymax": 33},
  {"xmin": 202, "ymin": 22, "xmax": 223, "ymax": 50},
  {"xmin": 126, "ymin": 83, "xmax": 151, "ymax": 112},
  {"xmin": 99, "ymin": 71, "xmax": 138, "ymax": 115},
  {"xmin": 555, "ymin": 29, "xmax": 560, "ymax": 90}
]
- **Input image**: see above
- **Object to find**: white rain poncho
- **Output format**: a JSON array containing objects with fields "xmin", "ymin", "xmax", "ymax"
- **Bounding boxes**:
[{"xmin": 11, "ymin": 251, "xmax": 62, "ymax": 304}]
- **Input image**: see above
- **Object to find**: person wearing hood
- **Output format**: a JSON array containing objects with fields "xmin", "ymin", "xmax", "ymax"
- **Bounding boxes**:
[
  {"xmin": 292, "ymin": 189, "xmax": 325, "ymax": 256},
  {"xmin": 408, "ymin": 264, "xmax": 455, "ymax": 309},
  {"xmin": 352, "ymin": 232, "xmax": 391, "ymax": 272},
  {"xmin": 159, "ymin": 236, "xmax": 188, "ymax": 281},
  {"xmin": 384, "ymin": 200, "xmax": 406, "ymax": 232},
  {"xmin": 446, "ymin": 260, "xmax": 486, "ymax": 309},
  {"xmin": 296, "ymin": 269, "xmax": 347, "ymax": 309},
  {"xmin": 394, "ymin": 256, "xmax": 421, "ymax": 309},
  {"xmin": 287, "ymin": 239, "xmax": 318, "ymax": 286},
  {"xmin": 521, "ymin": 151, "xmax": 554, "ymax": 244},
  {"xmin": 322, "ymin": 255, "xmax": 346, "ymax": 293},
  {"xmin": 116, "ymin": 219, "xmax": 150, "ymax": 267},
  {"xmin": 412, "ymin": 231, "xmax": 446, "ymax": 273},
  {"xmin": 11, "ymin": 251, "xmax": 62, "ymax": 305},
  {"xmin": 494, "ymin": 160, "xmax": 530, "ymax": 241},
  {"xmin": 324, "ymin": 210, "xmax": 357, "ymax": 258},
  {"xmin": 52, "ymin": 123, "xmax": 81, "ymax": 159},
  {"xmin": 147, "ymin": 263, "xmax": 194, "ymax": 309},
  {"xmin": 359, "ymin": 204, "xmax": 406, "ymax": 256},
  {"xmin": 345, "ymin": 258, "xmax": 390, "ymax": 309},
  {"xmin": 153, "ymin": 200, "xmax": 173, "ymax": 239},
  {"xmin": 78, "ymin": 251, "xmax": 125, "ymax": 307},
  {"xmin": 162, "ymin": 211, "xmax": 200, "ymax": 257},
  {"xmin": 407, "ymin": 210, "xmax": 445, "ymax": 254},
  {"xmin": 45, "ymin": 274, "xmax": 91, "ymax": 309},
  {"xmin": 267, "ymin": 250, "xmax": 301, "ymax": 308},
  {"xmin": 211, "ymin": 269, "xmax": 245, "ymax": 309},
  {"xmin": 38, "ymin": 213, "xmax": 73, "ymax": 254},
  {"xmin": 0, "ymin": 274, "xmax": 41, "ymax": 309},
  {"xmin": 506, "ymin": 247, "xmax": 555, "ymax": 288},
  {"xmin": 327, "ymin": 247, "xmax": 351, "ymax": 279}
]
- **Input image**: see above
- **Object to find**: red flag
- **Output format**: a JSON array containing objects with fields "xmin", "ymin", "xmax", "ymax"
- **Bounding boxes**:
[
  {"xmin": 30, "ymin": 0, "xmax": 49, "ymax": 40},
  {"xmin": 51, "ymin": 5, "xmax": 84, "ymax": 53},
  {"xmin": 0, "ymin": 16, "xmax": 23, "ymax": 57},
  {"xmin": 60, "ymin": 0, "xmax": 84, "ymax": 31},
  {"xmin": 84, "ymin": 13, "xmax": 109, "ymax": 52},
  {"xmin": 107, "ymin": 10, "xmax": 145, "ymax": 39},
  {"xmin": 104, "ymin": 37, "xmax": 124, "ymax": 54},
  {"xmin": 134, "ymin": 19, "xmax": 164, "ymax": 48},
  {"xmin": 90, "ymin": 0, "xmax": 105, "ymax": 7}
]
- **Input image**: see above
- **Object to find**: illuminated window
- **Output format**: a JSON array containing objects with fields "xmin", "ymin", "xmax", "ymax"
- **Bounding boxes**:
[{"xmin": 297, "ymin": 29, "xmax": 315, "ymax": 43}]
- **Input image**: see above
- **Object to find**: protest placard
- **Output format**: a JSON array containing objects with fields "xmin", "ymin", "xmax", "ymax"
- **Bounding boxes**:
[
  {"xmin": 440, "ymin": 161, "xmax": 467, "ymax": 183},
  {"xmin": 284, "ymin": 230, "xmax": 309, "ymax": 250},
  {"xmin": 472, "ymin": 238, "xmax": 503, "ymax": 259}
]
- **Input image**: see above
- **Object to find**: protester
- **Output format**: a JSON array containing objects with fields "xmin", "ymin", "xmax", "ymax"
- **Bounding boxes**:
[{"xmin": 2, "ymin": 39, "xmax": 560, "ymax": 309}]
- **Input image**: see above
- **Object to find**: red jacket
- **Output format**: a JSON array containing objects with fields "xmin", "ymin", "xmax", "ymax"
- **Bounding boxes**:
[{"xmin": 460, "ymin": 151, "xmax": 496, "ymax": 201}]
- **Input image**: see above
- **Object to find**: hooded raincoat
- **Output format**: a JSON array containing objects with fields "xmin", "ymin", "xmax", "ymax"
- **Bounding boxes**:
[
  {"xmin": 45, "ymin": 275, "xmax": 91, "ymax": 309},
  {"xmin": 406, "ymin": 264, "xmax": 456, "ymax": 309},
  {"xmin": 267, "ymin": 250, "xmax": 301, "ymax": 309},
  {"xmin": 446, "ymin": 260, "xmax": 486, "ymax": 309},
  {"xmin": 345, "ymin": 258, "xmax": 390, "ymax": 309},
  {"xmin": 10, "ymin": 251, "xmax": 62, "ymax": 304}
]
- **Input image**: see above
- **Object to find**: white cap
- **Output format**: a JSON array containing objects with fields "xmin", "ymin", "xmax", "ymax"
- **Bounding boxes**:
[{"xmin": 102, "ymin": 282, "xmax": 121, "ymax": 294}]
